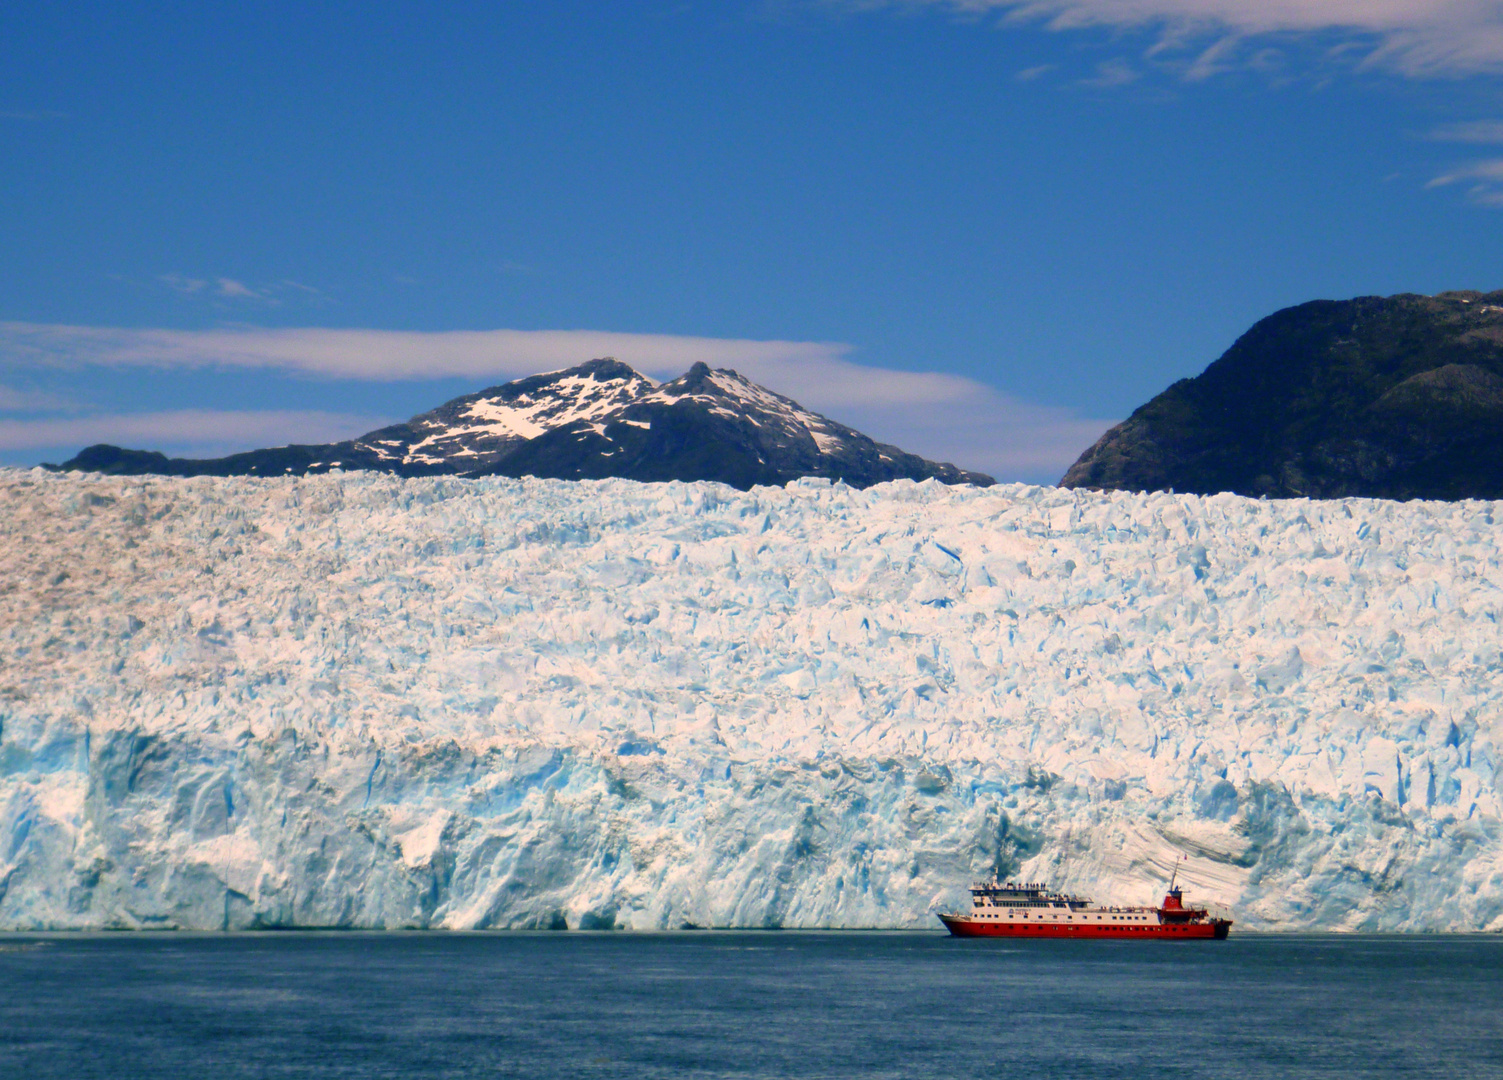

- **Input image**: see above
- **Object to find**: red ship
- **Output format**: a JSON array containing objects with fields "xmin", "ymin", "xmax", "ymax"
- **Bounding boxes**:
[{"xmin": 937, "ymin": 869, "xmax": 1231, "ymax": 940}]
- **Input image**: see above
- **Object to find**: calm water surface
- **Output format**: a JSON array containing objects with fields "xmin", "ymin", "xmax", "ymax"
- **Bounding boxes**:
[{"xmin": 2, "ymin": 932, "xmax": 1500, "ymax": 1079}]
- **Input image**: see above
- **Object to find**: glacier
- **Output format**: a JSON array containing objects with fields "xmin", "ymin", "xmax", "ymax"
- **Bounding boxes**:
[{"xmin": 1, "ymin": 468, "xmax": 1500, "ymax": 932}]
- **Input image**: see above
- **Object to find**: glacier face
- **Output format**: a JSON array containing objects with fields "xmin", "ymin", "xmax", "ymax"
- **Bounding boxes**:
[{"xmin": 0, "ymin": 469, "xmax": 1500, "ymax": 931}]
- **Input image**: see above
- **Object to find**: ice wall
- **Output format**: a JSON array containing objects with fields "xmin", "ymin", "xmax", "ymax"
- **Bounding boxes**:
[{"xmin": 1, "ymin": 469, "xmax": 1500, "ymax": 930}]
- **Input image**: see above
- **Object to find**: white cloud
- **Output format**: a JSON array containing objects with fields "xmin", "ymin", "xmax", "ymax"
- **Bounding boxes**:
[
  {"xmin": 866, "ymin": 0, "xmax": 1503, "ymax": 76},
  {"xmin": 159, "ymin": 274, "xmax": 209, "ymax": 294},
  {"xmin": 0, "ymin": 410, "xmax": 393, "ymax": 455},
  {"xmin": 1430, "ymin": 119, "xmax": 1503, "ymax": 142},
  {"xmin": 214, "ymin": 278, "xmax": 264, "ymax": 300},
  {"xmin": 1428, "ymin": 157, "xmax": 1503, "ymax": 182},
  {"xmin": 1081, "ymin": 57, "xmax": 1140, "ymax": 86},
  {"xmin": 1427, "ymin": 156, "xmax": 1503, "ymax": 204},
  {"xmin": 0, "ymin": 322, "xmax": 1115, "ymax": 481},
  {"xmin": 0, "ymin": 323, "xmax": 854, "ymax": 382},
  {"xmin": 822, "ymin": 392, "xmax": 1116, "ymax": 482},
  {"xmin": 0, "ymin": 385, "xmax": 73, "ymax": 411},
  {"xmin": 156, "ymin": 275, "xmax": 327, "ymax": 305},
  {"xmin": 680, "ymin": 350, "xmax": 1117, "ymax": 480}
]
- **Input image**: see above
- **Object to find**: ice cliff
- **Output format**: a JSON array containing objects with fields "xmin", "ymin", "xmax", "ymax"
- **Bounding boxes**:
[{"xmin": 1, "ymin": 469, "xmax": 1500, "ymax": 931}]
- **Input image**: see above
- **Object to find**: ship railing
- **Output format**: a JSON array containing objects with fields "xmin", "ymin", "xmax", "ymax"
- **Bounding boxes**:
[
  {"xmin": 971, "ymin": 892, "xmax": 1093, "ymax": 906},
  {"xmin": 969, "ymin": 881, "xmax": 1088, "ymax": 898}
]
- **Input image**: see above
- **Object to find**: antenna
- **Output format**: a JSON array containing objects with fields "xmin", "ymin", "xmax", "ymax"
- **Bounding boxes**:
[{"xmin": 1169, "ymin": 854, "xmax": 1183, "ymax": 893}]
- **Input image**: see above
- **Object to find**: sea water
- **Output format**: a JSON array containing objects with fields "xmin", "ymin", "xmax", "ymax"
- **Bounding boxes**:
[{"xmin": 1, "ymin": 933, "xmax": 1500, "ymax": 1078}]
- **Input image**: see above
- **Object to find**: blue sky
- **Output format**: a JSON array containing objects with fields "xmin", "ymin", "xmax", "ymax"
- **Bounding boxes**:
[{"xmin": 5, "ymin": 1, "xmax": 1503, "ymax": 481}]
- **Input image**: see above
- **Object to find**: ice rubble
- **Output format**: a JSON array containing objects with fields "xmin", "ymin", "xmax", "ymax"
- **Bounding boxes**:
[{"xmin": 0, "ymin": 469, "xmax": 1500, "ymax": 931}]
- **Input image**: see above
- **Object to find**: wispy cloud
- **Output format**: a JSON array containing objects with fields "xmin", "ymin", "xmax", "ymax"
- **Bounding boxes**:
[
  {"xmin": 0, "ymin": 322, "xmax": 1113, "ymax": 481},
  {"xmin": 157, "ymin": 274, "xmax": 328, "ymax": 305},
  {"xmin": 693, "ymin": 348, "xmax": 1118, "ymax": 478},
  {"xmin": 158, "ymin": 274, "xmax": 207, "ymax": 294},
  {"xmin": 858, "ymin": 1, "xmax": 1503, "ymax": 77},
  {"xmin": 1080, "ymin": 57, "xmax": 1139, "ymax": 86},
  {"xmin": 0, "ymin": 108, "xmax": 67, "ymax": 121},
  {"xmin": 1430, "ymin": 120, "xmax": 1503, "ymax": 143},
  {"xmin": 0, "ymin": 385, "xmax": 74, "ymax": 412},
  {"xmin": 213, "ymin": 278, "xmax": 263, "ymax": 300},
  {"xmin": 0, "ymin": 323, "xmax": 854, "ymax": 382},
  {"xmin": 1427, "ymin": 157, "xmax": 1503, "ymax": 205},
  {"xmin": 1427, "ymin": 122, "xmax": 1503, "ymax": 202},
  {"xmin": 0, "ymin": 410, "xmax": 394, "ymax": 456},
  {"xmin": 823, "ymin": 391, "xmax": 1116, "ymax": 481}
]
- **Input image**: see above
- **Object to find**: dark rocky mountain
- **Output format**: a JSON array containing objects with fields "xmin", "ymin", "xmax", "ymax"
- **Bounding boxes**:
[
  {"xmin": 1061, "ymin": 290, "xmax": 1503, "ymax": 501},
  {"xmin": 55, "ymin": 358, "xmax": 993, "ymax": 490}
]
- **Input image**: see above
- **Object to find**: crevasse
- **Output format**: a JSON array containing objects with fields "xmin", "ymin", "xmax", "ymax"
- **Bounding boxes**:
[{"xmin": 0, "ymin": 469, "xmax": 1499, "ymax": 931}]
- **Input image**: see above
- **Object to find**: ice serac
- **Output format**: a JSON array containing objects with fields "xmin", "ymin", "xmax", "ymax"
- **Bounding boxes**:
[
  {"xmin": 51, "ymin": 359, "xmax": 992, "ymax": 490},
  {"xmin": 1, "ymin": 470, "xmax": 1501, "ymax": 931}
]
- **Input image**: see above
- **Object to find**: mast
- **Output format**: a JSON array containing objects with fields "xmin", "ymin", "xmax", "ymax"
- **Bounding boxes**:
[{"xmin": 1168, "ymin": 853, "xmax": 1185, "ymax": 894}]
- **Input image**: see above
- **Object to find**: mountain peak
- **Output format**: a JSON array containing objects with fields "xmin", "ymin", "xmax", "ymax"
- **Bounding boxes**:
[
  {"xmin": 53, "ymin": 359, "xmax": 993, "ymax": 490},
  {"xmin": 542, "ymin": 356, "xmax": 647, "ymax": 384},
  {"xmin": 1061, "ymin": 289, "xmax": 1503, "ymax": 500}
]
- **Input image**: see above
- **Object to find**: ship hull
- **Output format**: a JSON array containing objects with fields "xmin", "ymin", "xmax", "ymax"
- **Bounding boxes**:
[{"xmin": 938, "ymin": 914, "xmax": 1231, "ymax": 940}]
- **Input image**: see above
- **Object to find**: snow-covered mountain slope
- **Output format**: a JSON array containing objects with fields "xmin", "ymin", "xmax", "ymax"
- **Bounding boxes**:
[
  {"xmin": 501, "ymin": 363, "xmax": 992, "ymax": 489},
  {"xmin": 642, "ymin": 364, "xmax": 858, "ymax": 453},
  {"xmin": 53, "ymin": 359, "xmax": 993, "ymax": 489},
  {"xmin": 1, "ymin": 469, "xmax": 1500, "ymax": 931},
  {"xmin": 356, "ymin": 359, "xmax": 656, "ymax": 471}
]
